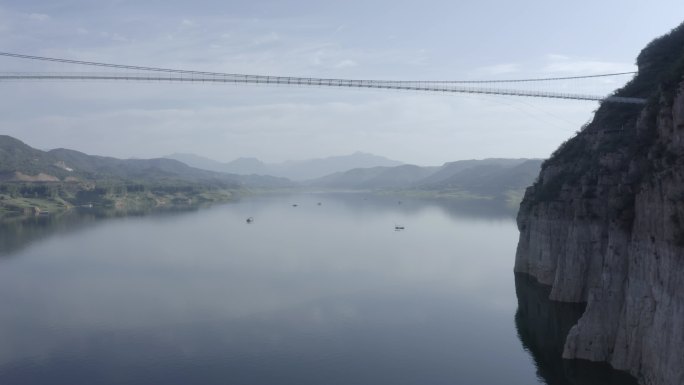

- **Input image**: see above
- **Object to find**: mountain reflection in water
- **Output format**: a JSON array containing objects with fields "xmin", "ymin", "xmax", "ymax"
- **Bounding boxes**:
[
  {"xmin": 0, "ymin": 205, "xmax": 203, "ymax": 257},
  {"xmin": 0, "ymin": 192, "xmax": 516, "ymax": 257}
]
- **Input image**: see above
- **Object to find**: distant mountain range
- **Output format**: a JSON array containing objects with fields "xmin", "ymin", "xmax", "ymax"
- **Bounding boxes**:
[
  {"xmin": 0, "ymin": 135, "xmax": 542, "ymax": 218},
  {"xmin": 0, "ymin": 134, "xmax": 542, "ymax": 210},
  {"xmin": 165, "ymin": 150, "xmax": 542, "ymax": 200},
  {"xmin": 165, "ymin": 152, "xmax": 404, "ymax": 181},
  {"xmin": 306, "ymin": 158, "xmax": 543, "ymax": 198},
  {"xmin": 0, "ymin": 135, "xmax": 291, "ymax": 189},
  {"xmin": 307, "ymin": 164, "xmax": 439, "ymax": 190}
]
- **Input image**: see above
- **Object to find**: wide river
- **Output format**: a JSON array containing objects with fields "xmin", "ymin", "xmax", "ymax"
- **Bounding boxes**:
[{"xmin": 0, "ymin": 193, "xmax": 637, "ymax": 385}]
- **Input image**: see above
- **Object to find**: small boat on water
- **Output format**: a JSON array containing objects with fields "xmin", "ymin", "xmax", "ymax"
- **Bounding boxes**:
[
  {"xmin": 394, "ymin": 225, "xmax": 405, "ymax": 231},
  {"xmin": 292, "ymin": 204, "xmax": 298, "ymax": 207},
  {"xmin": 317, "ymin": 202, "xmax": 322, "ymax": 206},
  {"xmin": 246, "ymin": 217, "xmax": 254, "ymax": 223}
]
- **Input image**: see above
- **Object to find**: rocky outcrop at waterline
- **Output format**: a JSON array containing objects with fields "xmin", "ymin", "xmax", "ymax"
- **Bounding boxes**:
[
  {"xmin": 515, "ymin": 22, "xmax": 684, "ymax": 385},
  {"xmin": 514, "ymin": 274, "xmax": 639, "ymax": 385}
]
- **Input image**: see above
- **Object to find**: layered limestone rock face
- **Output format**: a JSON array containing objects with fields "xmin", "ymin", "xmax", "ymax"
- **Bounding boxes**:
[
  {"xmin": 514, "ymin": 274, "xmax": 639, "ymax": 385},
  {"xmin": 515, "ymin": 24, "xmax": 684, "ymax": 385}
]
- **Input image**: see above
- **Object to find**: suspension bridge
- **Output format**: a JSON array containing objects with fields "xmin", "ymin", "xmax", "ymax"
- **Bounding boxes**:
[{"xmin": 0, "ymin": 52, "xmax": 647, "ymax": 104}]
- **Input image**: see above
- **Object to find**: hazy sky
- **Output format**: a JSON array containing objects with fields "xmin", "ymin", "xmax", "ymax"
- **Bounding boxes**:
[{"xmin": 1, "ymin": 1, "xmax": 683, "ymax": 165}]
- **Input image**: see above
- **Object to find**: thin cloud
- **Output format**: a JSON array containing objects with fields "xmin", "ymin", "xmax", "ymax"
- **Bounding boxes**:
[
  {"xmin": 28, "ymin": 13, "xmax": 50, "ymax": 22},
  {"xmin": 476, "ymin": 63, "xmax": 521, "ymax": 76},
  {"xmin": 99, "ymin": 31, "xmax": 129, "ymax": 43},
  {"xmin": 252, "ymin": 32, "xmax": 281, "ymax": 45},
  {"xmin": 542, "ymin": 54, "xmax": 635, "ymax": 75},
  {"xmin": 333, "ymin": 59, "xmax": 358, "ymax": 69}
]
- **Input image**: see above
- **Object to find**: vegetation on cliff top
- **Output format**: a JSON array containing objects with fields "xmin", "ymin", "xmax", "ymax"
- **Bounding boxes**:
[{"xmin": 532, "ymin": 21, "xmax": 684, "ymax": 216}]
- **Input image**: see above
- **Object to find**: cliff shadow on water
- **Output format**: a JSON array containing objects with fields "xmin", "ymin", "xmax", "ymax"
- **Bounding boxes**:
[{"xmin": 514, "ymin": 273, "xmax": 639, "ymax": 385}]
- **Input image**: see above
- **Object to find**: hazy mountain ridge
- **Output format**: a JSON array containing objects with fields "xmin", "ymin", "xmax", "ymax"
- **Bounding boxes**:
[
  {"xmin": 165, "ymin": 151, "xmax": 404, "ymax": 181},
  {"xmin": 0, "ymin": 135, "xmax": 296, "ymax": 218},
  {"xmin": 417, "ymin": 158, "xmax": 531, "ymax": 186},
  {"xmin": 306, "ymin": 158, "xmax": 542, "ymax": 197},
  {"xmin": 0, "ymin": 136, "xmax": 292, "ymax": 188},
  {"xmin": 419, "ymin": 159, "xmax": 543, "ymax": 195},
  {"xmin": 165, "ymin": 151, "xmax": 541, "ymax": 198},
  {"xmin": 308, "ymin": 164, "xmax": 438, "ymax": 189}
]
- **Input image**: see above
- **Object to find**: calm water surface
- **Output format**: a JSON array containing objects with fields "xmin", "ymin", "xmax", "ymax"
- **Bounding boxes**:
[{"xmin": 0, "ymin": 193, "xmax": 635, "ymax": 384}]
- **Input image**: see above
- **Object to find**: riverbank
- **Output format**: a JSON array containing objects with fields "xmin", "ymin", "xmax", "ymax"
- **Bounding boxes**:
[{"xmin": 0, "ymin": 187, "xmax": 239, "ymax": 220}]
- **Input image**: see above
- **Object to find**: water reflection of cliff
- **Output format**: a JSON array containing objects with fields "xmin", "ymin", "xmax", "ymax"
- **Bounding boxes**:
[{"xmin": 514, "ymin": 274, "xmax": 638, "ymax": 385}]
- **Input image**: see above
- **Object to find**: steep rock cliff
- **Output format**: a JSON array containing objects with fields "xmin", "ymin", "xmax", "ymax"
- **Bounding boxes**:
[{"xmin": 515, "ymin": 23, "xmax": 684, "ymax": 385}]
